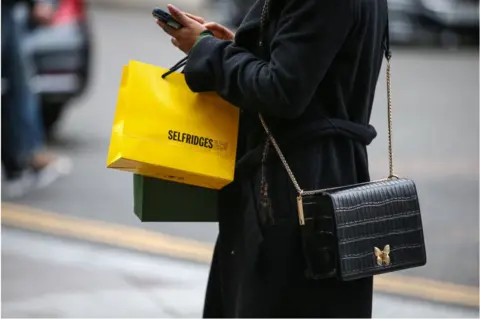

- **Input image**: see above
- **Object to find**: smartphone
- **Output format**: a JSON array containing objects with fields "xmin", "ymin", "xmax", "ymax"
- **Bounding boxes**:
[{"xmin": 152, "ymin": 7, "xmax": 184, "ymax": 30}]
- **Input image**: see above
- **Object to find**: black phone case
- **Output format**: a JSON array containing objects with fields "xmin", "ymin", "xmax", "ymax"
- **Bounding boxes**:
[{"xmin": 152, "ymin": 8, "xmax": 183, "ymax": 29}]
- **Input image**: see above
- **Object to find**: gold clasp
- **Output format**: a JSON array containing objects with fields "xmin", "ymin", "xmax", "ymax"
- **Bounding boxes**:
[
  {"xmin": 374, "ymin": 245, "xmax": 391, "ymax": 266},
  {"xmin": 297, "ymin": 195, "xmax": 305, "ymax": 226}
]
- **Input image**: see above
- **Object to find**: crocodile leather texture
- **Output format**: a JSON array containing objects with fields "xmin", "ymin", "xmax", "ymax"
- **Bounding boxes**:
[{"xmin": 300, "ymin": 178, "xmax": 427, "ymax": 281}]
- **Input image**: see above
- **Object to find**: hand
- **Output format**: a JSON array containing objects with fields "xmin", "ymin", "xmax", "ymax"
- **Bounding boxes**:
[
  {"xmin": 181, "ymin": 13, "xmax": 235, "ymax": 41},
  {"xmin": 32, "ymin": 2, "xmax": 55, "ymax": 24},
  {"xmin": 203, "ymin": 22, "xmax": 235, "ymax": 41},
  {"xmin": 184, "ymin": 12, "xmax": 205, "ymax": 24},
  {"xmin": 157, "ymin": 4, "xmax": 207, "ymax": 54}
]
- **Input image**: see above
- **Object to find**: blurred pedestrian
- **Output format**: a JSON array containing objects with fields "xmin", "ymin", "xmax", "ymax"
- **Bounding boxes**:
[
  {"xmin": 158, "ymin": 0, "xmax": 388, "ymax": 317},
  {"xmin": 2, "ymin": 0, "xmax": 71, "ymax": 198}
]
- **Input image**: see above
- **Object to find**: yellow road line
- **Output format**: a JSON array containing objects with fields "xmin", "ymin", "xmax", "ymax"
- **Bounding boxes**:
[
  {"xmin": 1, "ymin": 203, "xmax": 213, "ymax": 263},
  {"xmin": 1, "ymin": 203, "xmax": 478, "ymax": 308},
  {"xmin": 375, "ymin": 275, "xmax": 479, "ymax": 308}
]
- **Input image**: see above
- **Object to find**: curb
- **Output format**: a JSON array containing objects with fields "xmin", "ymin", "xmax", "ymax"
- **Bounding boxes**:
[{"xmin": 88, "ymin": 0, "xmax": 209, "ymax": 12}]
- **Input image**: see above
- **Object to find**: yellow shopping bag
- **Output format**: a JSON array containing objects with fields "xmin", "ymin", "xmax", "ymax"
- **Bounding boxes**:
[{"xmin": 106, "ymin": 60, "xmax": 240, "ymax": 190}]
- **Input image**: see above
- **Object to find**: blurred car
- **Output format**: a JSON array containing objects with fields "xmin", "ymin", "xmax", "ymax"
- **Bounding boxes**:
[
  {"xmin": 4, "ymin": 0, "xmax": 93, "ymax": 136},
  {"xmin": 416, "ymin": 0, "xmax": 479, "ymax": 46},
  {"xmin": 389, "ymin": 0, "xmax": 479, "ymax": 47},
  {"xmin": 31, "ymin": 0, "xmax": 92, "ymax": 136},
  {"xmin": 388, "ymin": 0, "xmax": 429, "ymax": 45},
  {"xmin": 211, "ymin": 0, "xmax": 479, "ymax": 47}
]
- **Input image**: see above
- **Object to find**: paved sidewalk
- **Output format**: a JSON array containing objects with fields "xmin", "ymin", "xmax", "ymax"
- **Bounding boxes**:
[{"xmin": 2, "ymin": 226, "xmax": 478, "ymax": 318}]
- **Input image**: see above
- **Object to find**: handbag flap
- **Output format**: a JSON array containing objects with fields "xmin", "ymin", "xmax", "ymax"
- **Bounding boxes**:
[{"xmin": 325, "ymin": 178, "xmax": 427, "ymax": 280}]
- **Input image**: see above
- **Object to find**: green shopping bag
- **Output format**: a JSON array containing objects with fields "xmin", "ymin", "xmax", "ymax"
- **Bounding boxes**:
[{"xmin": 133, "ymin": 174, "xmax": 219, "ymax": 222}]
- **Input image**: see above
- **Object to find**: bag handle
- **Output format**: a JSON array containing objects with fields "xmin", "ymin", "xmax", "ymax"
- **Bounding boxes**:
[
  {"xmin": 257, "ymin": 0, "xmax": 396, "ymax": 201},
  {"xmin": 162, "ymin": 56, "xmax": 189, "ymax": 78}
]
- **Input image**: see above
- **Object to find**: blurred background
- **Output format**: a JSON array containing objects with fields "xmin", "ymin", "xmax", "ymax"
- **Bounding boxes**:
[{"xmin": 1, "ymin": 0, "xmax": 479, "ymax": 317}]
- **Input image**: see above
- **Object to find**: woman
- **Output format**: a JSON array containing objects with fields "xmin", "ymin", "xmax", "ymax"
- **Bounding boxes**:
[{"xmin": 158, "ymin": 0, "xmax": 389, "ymax": 317}]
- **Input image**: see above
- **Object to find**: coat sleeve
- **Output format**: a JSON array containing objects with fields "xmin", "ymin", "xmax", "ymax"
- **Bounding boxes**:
[{"xmin": 184, "ymin": 0, "xmax": 355, "ymax": 119}]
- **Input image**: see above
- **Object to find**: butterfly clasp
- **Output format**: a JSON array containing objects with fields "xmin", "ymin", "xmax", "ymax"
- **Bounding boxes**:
[{"xmin": 374, "ymin": 245, "xmax": 391, "ymax": 266}]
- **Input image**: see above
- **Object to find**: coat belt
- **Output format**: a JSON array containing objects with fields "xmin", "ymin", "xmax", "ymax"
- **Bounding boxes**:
[{"xmin": 234, "ymin": 118, "xmax": 377, "ymax": 178}]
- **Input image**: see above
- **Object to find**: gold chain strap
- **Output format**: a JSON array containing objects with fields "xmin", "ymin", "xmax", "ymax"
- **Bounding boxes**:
[
  {"xmin": 386, "ymin": 56, "xmax": 396, "ymax": 179},
  {"xmin": 258, "ymin": 0, "xmax": 270, "ymax": 46}
]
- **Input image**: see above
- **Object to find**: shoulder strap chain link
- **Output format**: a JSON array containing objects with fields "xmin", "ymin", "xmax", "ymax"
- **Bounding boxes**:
[{"xmin": 258, "ymin": 0, "xmax": 271, "ymax": 46}]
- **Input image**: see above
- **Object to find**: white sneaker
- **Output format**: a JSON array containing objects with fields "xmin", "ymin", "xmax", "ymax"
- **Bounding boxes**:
[
  {"xmin": 2, "ymin": 172, "xmax": 36, "ymax": 199},
  {"xmin": 2, "ymin": 156, "xmax": 72, "ymax": 200},
  {"xmin": 34, "ymin": 155, "xmax": 72, "ymax": 189}
]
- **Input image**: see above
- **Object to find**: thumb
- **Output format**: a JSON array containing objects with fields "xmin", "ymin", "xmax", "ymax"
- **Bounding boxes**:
[
  {"xmin": 204, "ymin": 22, "xmax": 225, "ymax": 34},
  {"xmin": 204, "ymin": 22, "xmax": 234, "ymax": 40},
  {"xmin": 167, "ymin": 4, "xmax": 191, "ymax": 26},
  {"xmin": 204, "ymin": 22, "xmax": 219, "ymax": 29}
]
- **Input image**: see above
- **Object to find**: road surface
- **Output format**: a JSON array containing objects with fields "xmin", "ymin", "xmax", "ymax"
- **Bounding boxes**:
[{"xmin": 3, "ymin": 227, "xmax": 478, "ymax": 318}]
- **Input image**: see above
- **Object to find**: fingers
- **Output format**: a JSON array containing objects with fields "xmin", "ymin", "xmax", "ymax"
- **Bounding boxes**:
[
  {"xmin": 156, "ymin": 19, "xmax": 166, "ymax": 29},
  {"xmin": 185, "ymin": 12, "xmax": 205, "ymax": 24},
  {"xmin": 204, "ymin": 22, "xmax": 221, "ymax": 31},
  {"xmin": 167, "ymin": 4, "xmax": 190, "ymax": 26},
  {"xmin": 204, "ymin": 22, "xmax": 235, "ymax": 40},
  {"xmin": 156, "ymin": 19, "xmax": 176, "ymax": 36},
  {"xmin": 171, "ymin": 37, "xmax": 179, "ymax": 48},
  {"xmin": 204, "ymin": 22, "xmax": 223, "ymax": 37}
]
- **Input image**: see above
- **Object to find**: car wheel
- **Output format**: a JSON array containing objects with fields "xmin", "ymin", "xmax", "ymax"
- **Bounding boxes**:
[{"xmin": 41, "ymin": 102, "xmax": 65, "ymax": 138}]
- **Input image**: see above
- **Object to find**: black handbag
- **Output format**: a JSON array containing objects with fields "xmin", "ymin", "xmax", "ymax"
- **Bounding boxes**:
[{"xmin": 257, "ymin": 0, "xmax": 427, "ymax": 281}]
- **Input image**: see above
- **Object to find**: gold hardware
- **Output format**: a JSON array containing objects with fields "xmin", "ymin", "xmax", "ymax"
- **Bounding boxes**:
[
  {"xmin": 258, "ymin": 0, "xmax": 271, "ymax": 47},
  {"xmin": 374, "ymin": 245, "xmax": 391, "ymax": 266},
  {"xmin": 297, "ymin": 196, "xmax": 305, "ymax": 225},
  {"xmin": 386, "ymin": 56, "xmax": 394, "ymax": 178}
]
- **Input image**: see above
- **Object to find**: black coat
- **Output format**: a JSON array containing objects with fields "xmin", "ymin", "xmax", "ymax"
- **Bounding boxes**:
[{"xmin": 184, "ymin": 0, "xmax": 389, "ymax": 317}]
